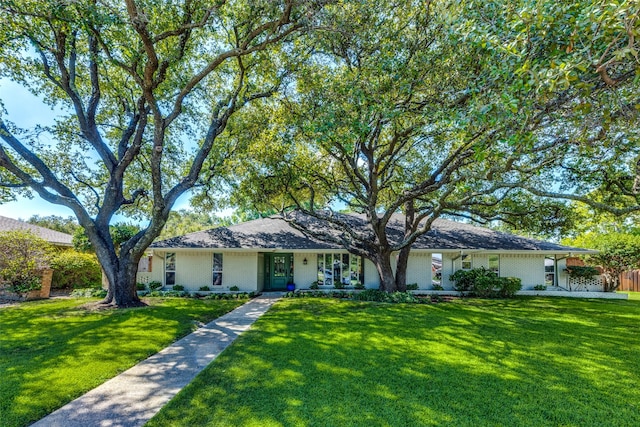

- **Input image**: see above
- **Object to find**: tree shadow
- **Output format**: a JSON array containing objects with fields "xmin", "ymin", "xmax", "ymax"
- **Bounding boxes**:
[{"xmin": 149, "ymin": 297, "xmax": 640, "ymax": 426}]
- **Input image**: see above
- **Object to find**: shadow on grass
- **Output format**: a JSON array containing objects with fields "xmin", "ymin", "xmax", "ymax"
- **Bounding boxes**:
[
  {"xmin": 148, "ymin": 297, "xmax": 640, "ymax": 427},
  {"xmin": 0, "ymin": 298, "xmax": 242, "ymax": 427}
]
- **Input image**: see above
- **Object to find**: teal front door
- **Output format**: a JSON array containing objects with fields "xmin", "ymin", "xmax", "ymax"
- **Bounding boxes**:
[{"xmin": 264, "ymin": 253, "xmax": 293, "ymax": 290}]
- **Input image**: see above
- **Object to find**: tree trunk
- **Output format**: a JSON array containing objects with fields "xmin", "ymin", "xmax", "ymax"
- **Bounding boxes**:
[
  {"xmin": 394, "ymin": 198, "xmax": 415, "ymax": 292},
  {"xmin": 111, "ymin": 259, "xmax": 143, "ymax": 307},
  {"xmin": 375, "ymin": 253, "xmax": 397, "ymax": 292},
  {"xmin": 395, "ymin": 246, "xmax": 410, "ymax": 292},
  {"xmin": 96, "ymin": 246, "xmax": 144, "ymax": 307}
]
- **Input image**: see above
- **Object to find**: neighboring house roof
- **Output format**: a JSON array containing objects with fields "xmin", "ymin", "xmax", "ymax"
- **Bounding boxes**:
[
  {"xmin": 152, "ymin": 212, "xmax": 592, "ymax": 254},
  {"xmin": 0, "ymin": 216, "xmax": 73, "ymax": 247}
]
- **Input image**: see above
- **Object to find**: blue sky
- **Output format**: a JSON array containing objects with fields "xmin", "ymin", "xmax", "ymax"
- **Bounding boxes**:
[{"xmin": 0, "ymin": 79, "xmax": 194, "ymax": 222}]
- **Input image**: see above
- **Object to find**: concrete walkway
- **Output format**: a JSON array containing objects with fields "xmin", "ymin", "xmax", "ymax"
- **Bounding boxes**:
[{"xmin": 33, "ymin": 294, "xmax": 282, "ymax": 427}]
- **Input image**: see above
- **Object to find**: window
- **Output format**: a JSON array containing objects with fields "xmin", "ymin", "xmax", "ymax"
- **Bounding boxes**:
[
  {"xmin": 461, "ymin": 254, "xmax": 472, "ymax": 270},
  {"xmin": 489, "ymin": 255, "xmax": 499, "ymax": 274},
  {"xmin": 317, "ymin": 253, "xmax": 363, "ymax": 286},
  {"xmin": 350, "ymin": 255, "xmax": 362, "ymax": 285},
  {"xmin": 341, "ymin": 254, "xmax": 350, "ymax": 285},
  {"xmin": 432, "ymin": 253, "xmax": 442, "ymax": 285},
  {"xmin": 165, "ymin": 253, "xmax": 176, "ymax": 286},
  {"xmin": 317, "ymin": 254, "xmax": 325, "ymax": 284},
  {"xmin": 273, "ymin": 255, "xmax": 286, "ymax": 277},
  {"xmin": 213, "ymin": 253, "xmax": 223, "ymax": 286},
  {"xmin": 545, "ymin": 256, "xmax": 556, "ymax": 286}
]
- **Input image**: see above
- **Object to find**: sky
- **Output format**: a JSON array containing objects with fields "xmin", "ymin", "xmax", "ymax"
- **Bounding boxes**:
[{"xmin": 0, "ymin": 79, "xmax": 193, "ymax": 222}]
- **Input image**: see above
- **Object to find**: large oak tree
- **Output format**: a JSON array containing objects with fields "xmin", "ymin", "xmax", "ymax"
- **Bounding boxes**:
[
  {"xmin": 0, "ymin": 0, "xmax": 326, "ymax": 306},
  {"xmin": 226, "ymin": 0, "xmax": 640, "ymax": 292}
]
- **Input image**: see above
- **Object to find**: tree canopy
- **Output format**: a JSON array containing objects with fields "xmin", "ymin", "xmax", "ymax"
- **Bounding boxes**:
[
  {"xmin": 0, "ymin": 0, "xmax": 327, "ymax": 306},
  {"xmin": 1, "ymin": 0, "xmax": 639, "ymax": 296},
  {"xmin": 27, "ymin": 214, "xmax": 80, "ymax": 235},
  {"xmin": 224, "ymin": 0, "xmax": 640, "ymax": 291},
  {"xmin": 563, "ymin": 232, "xmax": 640, "ymax": 292}
]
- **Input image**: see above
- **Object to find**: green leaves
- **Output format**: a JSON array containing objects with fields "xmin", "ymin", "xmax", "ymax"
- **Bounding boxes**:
[{"xmin": 564, "ymin": 232, "xmax": 640, "ymax": 291}]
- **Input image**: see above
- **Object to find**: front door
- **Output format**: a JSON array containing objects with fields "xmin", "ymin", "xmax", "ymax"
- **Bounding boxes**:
[{"xmin": 264, "ymin": 253, "xmax": 293, "ymax": 290}]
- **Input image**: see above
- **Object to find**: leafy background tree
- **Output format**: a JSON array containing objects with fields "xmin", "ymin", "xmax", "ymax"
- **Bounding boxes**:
[
  {"xmin": 223, "ymin": 0, "xmax": 640, "ymax": 291},
  {"xmin": 0, "ymin": 0, "xmax": 327, "ymax": 306},
  {"xmin": 1, "ymin": 0, "xmax": 638, "ymax": 297},
  {"xmin": 26, "ymin": 215, "xmax": 80, "ymax": 235},
  {"xmin": 563, "ymin": 232, "xmax": 640, "ymax": 292},
  {"xmin": 0, "ymin": 230, "xmax": 53, "ymax": 294}
]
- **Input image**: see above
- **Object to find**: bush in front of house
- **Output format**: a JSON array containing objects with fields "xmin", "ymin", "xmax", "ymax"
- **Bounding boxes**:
[
  {"xmin": 149, "ymin": 281, "xmax": 162, "ymax": 290},
  {"xmin": 70, "ymin": 288, "xmax": 108, "ymax": 298},
  {"xmin": 0, "ymin": 230, "xmax": 53, "ymax": 294},
  {"xmin": 450, "ymin": 268, "xmax": 522, "ymax": 298},
  {"xmin": 352, "ymin": 289, "xmax": 422, "ymax": 303},
  {"xmin": 50, "ymin": 251, "xmax": 101, "ymax": 289}
]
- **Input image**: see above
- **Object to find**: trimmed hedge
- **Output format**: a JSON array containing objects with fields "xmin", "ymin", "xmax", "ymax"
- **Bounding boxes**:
[{"xmin": 50, "ymin": 251, "xmax": 102, "ymax": 289}]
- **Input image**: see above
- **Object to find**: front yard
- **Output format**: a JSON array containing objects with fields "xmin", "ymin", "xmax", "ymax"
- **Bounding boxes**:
[
  {"xmin": 0, "ymin": 297, "xmax": 244, "ymax": 427},
  {"xmin": 148, "ymin": 297, "xmax": 640, "ymax": 427}
]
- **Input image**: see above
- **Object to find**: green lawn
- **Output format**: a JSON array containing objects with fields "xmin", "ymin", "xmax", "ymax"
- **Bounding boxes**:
[
  {"xmin": 149, "ymin": 297, "xmax": 640, "ymax": 427},
  {"xmin": 0, "ymin": 297, "xmax": 244, "ymax": 427},
  {"xmin": 619, "ymin": 291, "xmax": 640, "ymax": 301}
]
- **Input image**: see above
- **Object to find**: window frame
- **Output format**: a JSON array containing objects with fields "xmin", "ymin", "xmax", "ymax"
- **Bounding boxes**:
[
  {"xmin": 165, "ymin": 252, "xmax": 176, "ymax": 286},
  {"xmin": 213, "ymin": 253, "xmax": 223, "ymax": 286},
  {"xmin": 545, "ymin": 256, "xmax": 556, "ymax": 287},
  {"xmin": 317, "ymin": 253, "xmax": 363, "ymax": 286},
  {"xmin": 488, "ymin": 254, "xmax": 500, "ymax": 275},
  {"xmin": 461, "ymin": 254, "xmax": 472, "ymax": 270}
]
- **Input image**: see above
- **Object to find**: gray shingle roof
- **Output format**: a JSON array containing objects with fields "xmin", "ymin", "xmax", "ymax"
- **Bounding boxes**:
[
  {"xmin": 0, "ymin": 216, "xmax": 73, "ymax": 246},
  {"xmin": 152, "ymin": 212, "xmax": 590, "ymax": 253}
]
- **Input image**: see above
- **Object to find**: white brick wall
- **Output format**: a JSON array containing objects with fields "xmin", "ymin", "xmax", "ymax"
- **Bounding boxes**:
[
  {"xmin": 499, "ymin": 254, "xmax": 545, "ymax": 287},
  {"xmin": 406, "ymin": 252, "xmax": 432, "ymax": 289},
  {"xmin": 293, "ymin": 253, "xmax": 317, "ymax": 288},
  {"xmin": 221, "ymin": 252, "xmax": 259, "ymax": 292}
]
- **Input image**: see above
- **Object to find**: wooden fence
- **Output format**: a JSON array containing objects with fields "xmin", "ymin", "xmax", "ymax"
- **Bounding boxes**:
[{"xmin": 620, "ymin": 270, "xmax": 640, "ymax": 292}]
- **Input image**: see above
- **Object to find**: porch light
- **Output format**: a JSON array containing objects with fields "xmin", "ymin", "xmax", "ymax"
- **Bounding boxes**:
[{"xmin": 303, "ymin": 257, "xmax": 308, "ymax": 265}]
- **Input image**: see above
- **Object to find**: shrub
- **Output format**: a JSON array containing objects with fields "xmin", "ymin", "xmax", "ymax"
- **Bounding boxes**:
[
  {"xmin": 173, "ymin": 285, "xmax": 185, "ymax": 291},
  {"xmin": 136, "ymin": 283, "xmax": 147, "ymax": 290},
  {"xmin": 474, "ymin": 275, "xmax": 497, "ymax": 298},
  {"xmin": 432, "ymin": 284, "xmax": 444, "ymax": 290},
  {"xmin": 50, "ymin": 251, "xmax": 101, "ymax": 289},
  {"xmin": 163, "ymin": 290, "xmax": 188, "ymax": 297},
  {"xmin": 199, "ymin": 286, "xmax": 211, "ymax": 291},
  {"xmin": 229, "ymin": 285, "xmax": 240, "ymax": 291},
  {"xmin": 450, "ymin": 267, "xmax": 496, "ymax": 292},
  {"xmin": 565, "ymin": 266, "xmax": 600, "ymax": 278},
  {"xmin": 0, "ymin": 230, "xmax": 53, "ymax": 294},
  {"xmin": 149, "ymin": 281, "xmax": 162, "ymax": 290},
  {"xmin": 333, "ymin": 282, "xmax": 345, "ymax": 290},
  {"xmin": 497, "ymin": 277, "xmax": 522, "ymax": 298},
  {"xmin": 352, "ymin": 289, "xmax": 420, "ymax": 303},
  {"xmin": 450, "ymin": 267, "xmax": 521, "ymax": 298},
  {"xmin": 70, "ymin": 288, "xmax": 107, "ymax": 298},
  {"xmin": 533, "ymin": 284, "xmax": 547, "ymax": 291},
  {"xmin": 203, "ymin": 292, "xmax": 254, "ymax": 300},
  {"xmin": 309, "ymin": 281, "xmax": 319, "ymax": 289},
  {"xmin": 354, "ymin": 282, "xmax": 365, "ymax": 290},
  {"xmin": 406, "ymin": 283, "xmax": 419, "ymax": 290}
]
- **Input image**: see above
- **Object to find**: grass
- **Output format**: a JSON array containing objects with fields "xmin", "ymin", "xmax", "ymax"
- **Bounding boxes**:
[
  {"xmin": 148, "ymin": 297, "xmax": 640, "ymax": 427},
  {"xmin": 0, "ymin": 297, "xmax": 244, "ymax": 427},
  {"xmin": 618, "ymin": 291, "xmax": 640, "ymax": 301}
]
